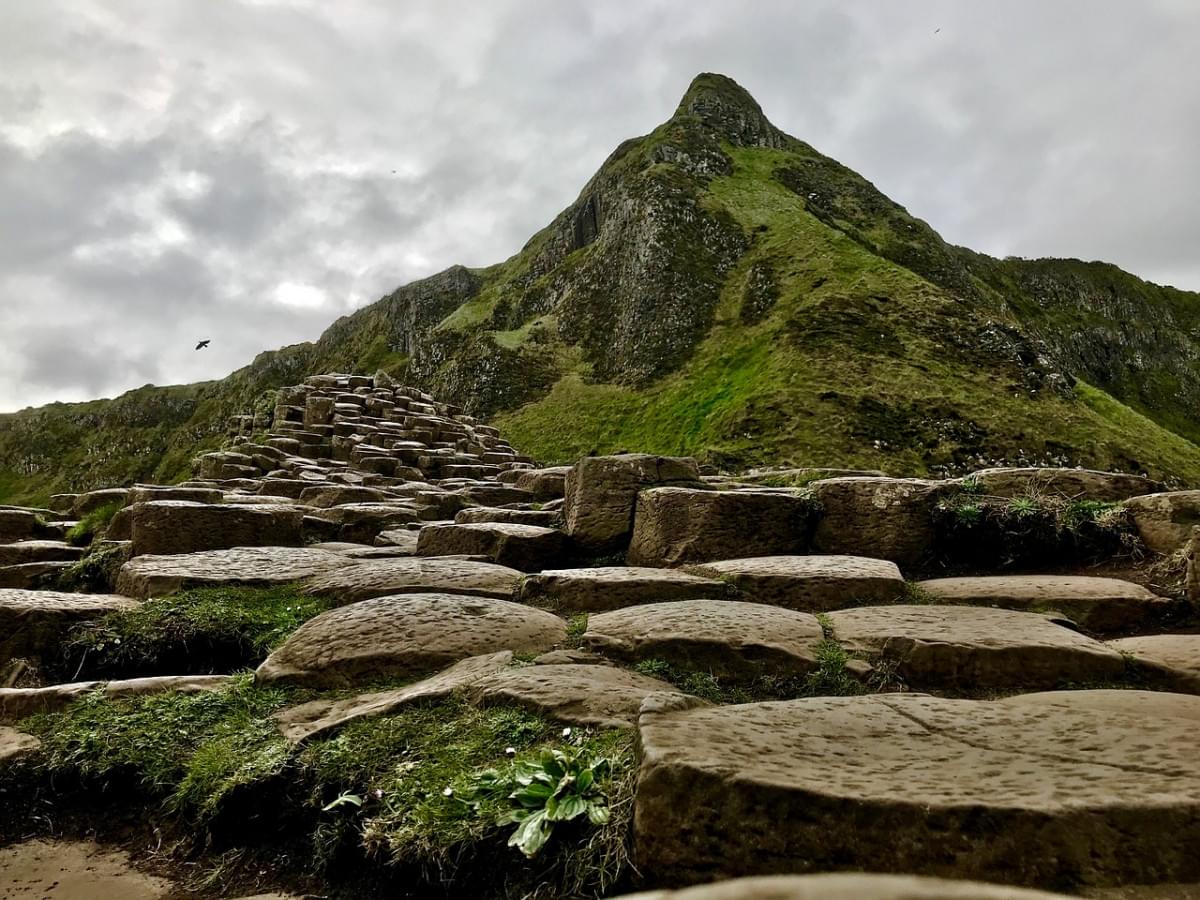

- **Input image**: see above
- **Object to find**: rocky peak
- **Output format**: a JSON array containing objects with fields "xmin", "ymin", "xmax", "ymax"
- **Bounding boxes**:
[{"xmin": 670, "ymin": 72, "xmax": 787, "ymax": 149}]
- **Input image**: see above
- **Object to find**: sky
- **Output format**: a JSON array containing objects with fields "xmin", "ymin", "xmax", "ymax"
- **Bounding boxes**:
[{"xmin": 2, "ymin": 0, "xmax": 1198, "ymax": 413}]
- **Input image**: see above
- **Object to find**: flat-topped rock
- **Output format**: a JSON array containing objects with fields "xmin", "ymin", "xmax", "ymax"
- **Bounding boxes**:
[
  {"xmin": 129, "ymin": 501, "xmax": 305, "ymax": 556},
  {"xmin": 416, "ymin": 522, "xmax": 565, "ymax": 572},
  {"xmin": 115, "ymin": 546, "xmax": 353, "ymax": 599},
  {"xmin": 998, "ymin": 688, "xmax": 1200, "ymax": 721},
  {"xmin": 72, "ymin": 488, "xmax": 131, "ymax": 517},
  {"xmin": 305, "ymin": 502, "xmax": 421, "ymax": 542},
  {"xmin": 373, "ymin": 529, "xmax": 421, "ymax": 553},
  {"xmin": 916, "ymin": 576, "xmax": 1170, "ymax": 634},
  {"xmin": 634, "ymin": 692, "xmax": 1200, "ymax": 888},
  {"xmin": 1108, "ymin": 635, "xmax": 1200, "ymax": 693},
  {"xmin": 519, "ymin": 566, "xmax": 726, "ymax": 612},
  {"xmin": 0, "ymin": 726, "xmax": 40, "ymax": 766},
  {"xmin": 685, "ymin": 555, "xmax": 904, "ymax": 611},
  {"xmin": 0, "ymin": 589, "xmax": 139, "ymax": 661},
  {"xmin": 256, "ymin": 593, "xmax": 566, "ymax": 688},
  {"xmin": 809, "ymin": 477, "xmax": 960, "ymax": 570},
  {"xmin": 0, "ymin": 674, "xmax": 231, "ymax": 723},
  {"xmin": 827, "ymin": 604, "xmax": 1126, "ymax": 692},
  {"xmin": 0, "ymin": 540, "xmax": 83, "ymax": 567},
  {"xmin": 564, "ymin": 454, "xmax": 701, "ymax": 553},
  {"xmin": 620, "ymin": 874, "xmax": 1073, "ymax": 899},
  {"xmin": 586, "ymin": 599, "xmax": 824, "ymax": 679},
  {"xmin": 1124, "ymin": 491, "xmax": 1200, "ymax": 554},
  {"xmin": 455, "ymin": 506, "xmax": 560, "ymax": 527},
  {"xmin": 0, "ymin": 509, "xmax": 46, "ymax": 542},
  {"xmin": 0, "ymin": 561, "xmax": 73, "ymax": 589},
  {"xmin": 514, "ymin": 466, "xmax": 571, "ymax": 501},
  {"xmin": 969, "ymin": 467, "xmax": 1162, "ymax": 501},
  {"xmin": 303, "ymin": 557, "xmax": 522, "ymax": 604},
  {"xmin": 627, "ymin": 488, "xmax": 817, "ymax": 567},
  {"xmin": 128, "ymin": 485, "xmax": 223, "ymax": 505},
  {"xmin": 468, "ymin": 663, "xmax": 688, "ymax": 728},
  {"xmin": 273, "ymin": 652, "xmax": 513, "ymax": 744},
  {"xmin": 297, "ymin": 484, "xmax": 392, "ymax": 508}
]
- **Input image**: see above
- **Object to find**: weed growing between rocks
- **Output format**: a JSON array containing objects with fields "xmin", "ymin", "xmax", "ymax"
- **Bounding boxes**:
[
  {"xmin": 64, "ymin": 500, "xmax": 125, "ymax": 546},
  {"xmin": 13, "ymin": 680, "xmax": 637, "ymax": 897},
  {"xmin": 40, "ymin": 542, "xmax": 131, "ymax": 593},
  {"xmin": 58, "ymin": 584, "xmax": 333, "ymax": 679},
  {"xmin": 933, "ymin": 488, "xmax": 1142, "ymax": 571}
]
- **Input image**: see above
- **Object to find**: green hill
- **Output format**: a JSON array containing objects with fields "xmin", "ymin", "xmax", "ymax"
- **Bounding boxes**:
[{"xmin": 3, "ymin": 73, "xmax": 1199, "ymax": 505}]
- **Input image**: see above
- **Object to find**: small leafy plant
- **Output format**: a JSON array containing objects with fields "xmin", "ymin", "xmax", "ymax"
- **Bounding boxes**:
[{"xmin": 462, "ymin": 741, "xmax": 613, "ymax": 858}]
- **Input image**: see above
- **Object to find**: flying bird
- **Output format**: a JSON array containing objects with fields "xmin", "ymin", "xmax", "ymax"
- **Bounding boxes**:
[
  {"xmin": 934, "ymin": 27, "xmax": 941, "ymax": 33},
  {"xmin": 195, "ymin": 339, "xmax": 211, "ymax": 350}
]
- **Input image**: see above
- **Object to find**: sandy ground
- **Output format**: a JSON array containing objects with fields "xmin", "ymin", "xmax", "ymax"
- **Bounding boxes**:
[{"xmin": 0, "ymin": 838, "xmax": 172, "ymax": 899}]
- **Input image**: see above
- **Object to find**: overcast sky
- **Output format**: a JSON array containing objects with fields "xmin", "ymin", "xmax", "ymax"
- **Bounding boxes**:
[{"xmin": 2, "ymin": 0, "xmax": 1198, "ymax": 412}]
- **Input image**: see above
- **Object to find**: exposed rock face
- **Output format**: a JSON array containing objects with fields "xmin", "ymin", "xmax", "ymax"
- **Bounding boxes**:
[
  {"xmin": 467, "ymin": 663, "xmax": 689, "ymax": 729},
  {"xmin": 916, "ymin": 576, "xmax": 1170, "ymax": 634},
  {"xmin": 256, "ymin": 593, "xmax": 566, "ymax": 688},
  {"xmin": 827, "ymin": 605, "xmax": 1127, "ymax": 692},
  {"xmin": 518, "ymin": 566, "xmax": 726, "ymax": 612},
  {"xmin": 129, "ymin": 501, "xmax": 305, "ymax": 557},
  {"xmin": 1108, "ymin": 634, "xmax": 1200, "ymax": 693},
  {"xmin": 627, "ymin": 488, "xmax": 818, "ymax": 567},
  {"xmin": 302, "ymin": 557, "xmax": 523, "ymax": 604},
  {"xmin": 0, "ymin": 590, "xmax": 139, "ymax": 662},
  {"xmin": 115, "ymin": 546, "xmax": 353, "ymax": 599},
  {"xmin": 1124, "ymin": 491, "xmax": 1200, "ymax": 554},
  {"xmin": 617, "ymin": 874, "xmax": 1074, "ymax": 899},
  {"xmin": 809, "ymin": 477, "xmax": 961, "ymax": 570},
  {"xmin": 0, "ymin": 675, "xmax": 230, "ymax": 724},
  {"xmin": 684, "ymin": 556, "xmax": 904, "ymax": 612},
  {"xmin": 584, "ymin": 600, "xmax": 824, "ymax": 679},
  {"xmin": 563, "ymin": 455, "xmax": 701, "ymax": 553},
  {"xmin": 415, "ymin": 522, "xmax": 565, "ymax": 572},
  {"xmin": 634, "ymin": 692, "xmax": 1200, "ymax": 888}
]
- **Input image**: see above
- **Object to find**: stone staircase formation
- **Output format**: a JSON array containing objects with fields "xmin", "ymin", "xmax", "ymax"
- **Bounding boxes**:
[{"xmin": 2, "ymin": 372, "xmax": 1200, "ymax": 899}]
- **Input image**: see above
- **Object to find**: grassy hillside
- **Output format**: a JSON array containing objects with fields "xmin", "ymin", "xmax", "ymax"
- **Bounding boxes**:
[{"xmin": 3, "ymin": 73, "xmax": 1200, "ymax": 503}]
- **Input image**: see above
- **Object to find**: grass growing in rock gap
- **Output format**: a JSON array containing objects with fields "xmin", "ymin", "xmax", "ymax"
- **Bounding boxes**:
[
  {"xmin": 64, "ymin": 500, "xmax": 125, "ymax": 546},
  {"xmin": 59, "ymin": 584, "xmax": 333, "ymax": 679},
  {"xmin": 15, "ymin": 680, "xmax": 636, "ymax": 897},
  {"xmin": 40, "ymin": 542, "xmax": 131, "ymax": 593}
]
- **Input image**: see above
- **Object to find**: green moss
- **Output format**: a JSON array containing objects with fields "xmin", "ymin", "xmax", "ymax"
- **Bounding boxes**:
[
  {"xmin": 60, "ymin": 584, "xmax": 333, "ymax": 679},
  {"xmin": 46, "ymin": 543, "xmax": 130, "ymax": 593}
]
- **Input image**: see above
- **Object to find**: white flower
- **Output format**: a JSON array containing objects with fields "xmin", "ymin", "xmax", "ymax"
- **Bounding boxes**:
[
  {"xmin": 505, "ymin": 747, "xmax": 516, "ymax": 756},
  {"xmin": 442, "ymin": 787, "xmax": 453, "ymax": 797},
  {"xmin": 373, "ymin": 788, "xmax": 383, "ymax": 799},
  {"xmin": 561, "ymin": 727, "xmax": 572, "ymax": 738}
]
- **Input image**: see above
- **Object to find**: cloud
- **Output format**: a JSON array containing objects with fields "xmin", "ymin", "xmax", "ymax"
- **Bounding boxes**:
[{"xmin": 1, "ymin": 0, "xmax": 1198, "ymax": 410}]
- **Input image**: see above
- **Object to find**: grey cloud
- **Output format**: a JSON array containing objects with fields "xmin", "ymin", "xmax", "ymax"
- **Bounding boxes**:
[{"xmin": 1, "ymin": 0, "xmax": 1198, "ymax": 411}]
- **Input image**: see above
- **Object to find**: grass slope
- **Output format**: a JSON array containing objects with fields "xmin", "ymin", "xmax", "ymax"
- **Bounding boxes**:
[{"xmin": 498, "ymin": 147, "xmax": 1200, "ymax": 481}]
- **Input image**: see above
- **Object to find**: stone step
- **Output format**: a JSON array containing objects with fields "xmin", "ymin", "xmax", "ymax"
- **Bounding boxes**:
[
  {"xmin": 0, "ymin": 674, "xmax": 230, "ymax": 723},
  {"xmin": 627, "ymin": 487, "xmax": 816, "ymax": 567},
  {"xmin": 115, "ymin": 546, "xmax": 355, "ymax": 599},
  {"xmin": 826, "ymin": 604, "xmax": 1127, "ymax": 693},
  {"xmin": 255, "ymin": 593, "xmax": 567, "ymax": 688},
  {"xmin": 1108, "ymin": 634, "xmax": 1200, "ymax": 693},
  {"xmin": 128, "ymin": 501, "xmax": 305, "ymax": 556},
  {"xmin": 0, "ymin": 589, "xmax": 140, "ymax": 663},
  {"xmin": 454, "ymin": 506, "xmax": 560, "ymax": 527},
  {"xmin": 0, "ymin": 561, "xmax": 73, "ymax": 589},
  {"xmin": 584, "ymin": 599, "xmax": 825, "ymax": 680},
  {"xmin": 634, "ymin": 690, "xmax": 1200, "ymax": 888},
  {"xmin": 915, "ymin": 575, "xmax": 1171, "ymax": 634},
  {"xmin": 416, "ymin": 522, "xmax": 565, "ymax": 572},
  {"xmin": 518, "ymin": 566, "xmax": 726, "ymax": 612},
  {"xmin": 302, "ymin": 556, "xmax": 523, "ymax": 604},
  {"xmin": 684, "ymin": 555, "xmax": 904, "ymax": 611},
  {"xmin": 617, "ymin": 874, "xmax": 1074, "ymax": 899}
]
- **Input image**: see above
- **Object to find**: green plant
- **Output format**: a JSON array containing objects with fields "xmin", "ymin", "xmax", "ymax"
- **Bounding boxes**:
[
  {"xmin": 65, "ymin": 500, "xmax": 124, "ymax": 546},
  {"xmin": 954, "ymin": 502, "xmax": 983, "ymax": 526},
  {"xmin": 959, "ymin": 475, "xmax": 983, "ymax": 495},
  {"xmin": 61, "ymin": 584, "xmax": 332, "ymax": 679},
  {"xmin": 565, "ymin": 614, "xmax": 588, "ymax": 647},
  {"xmin": 461, "ymin": 742, "xmax": 614, "ymax": 858},
  {"xmin": 1006, "ymin": 496, "xmax": 1041, "ymax": 517}
]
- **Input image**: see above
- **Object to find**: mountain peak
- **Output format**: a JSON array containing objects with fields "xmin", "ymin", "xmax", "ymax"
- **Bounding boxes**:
[{"xmin": 671, "ymin": 72, "xmax": 785, "ymax": 148}]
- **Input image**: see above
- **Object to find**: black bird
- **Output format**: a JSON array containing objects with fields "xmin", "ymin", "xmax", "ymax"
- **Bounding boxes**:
[
  {"xmin": 934, "ymin": 27, "xmax": 941, "ymax": 33},
  {"xmin": 195, "ymin": 339, "xmax": 211, "ymax": 350}
]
